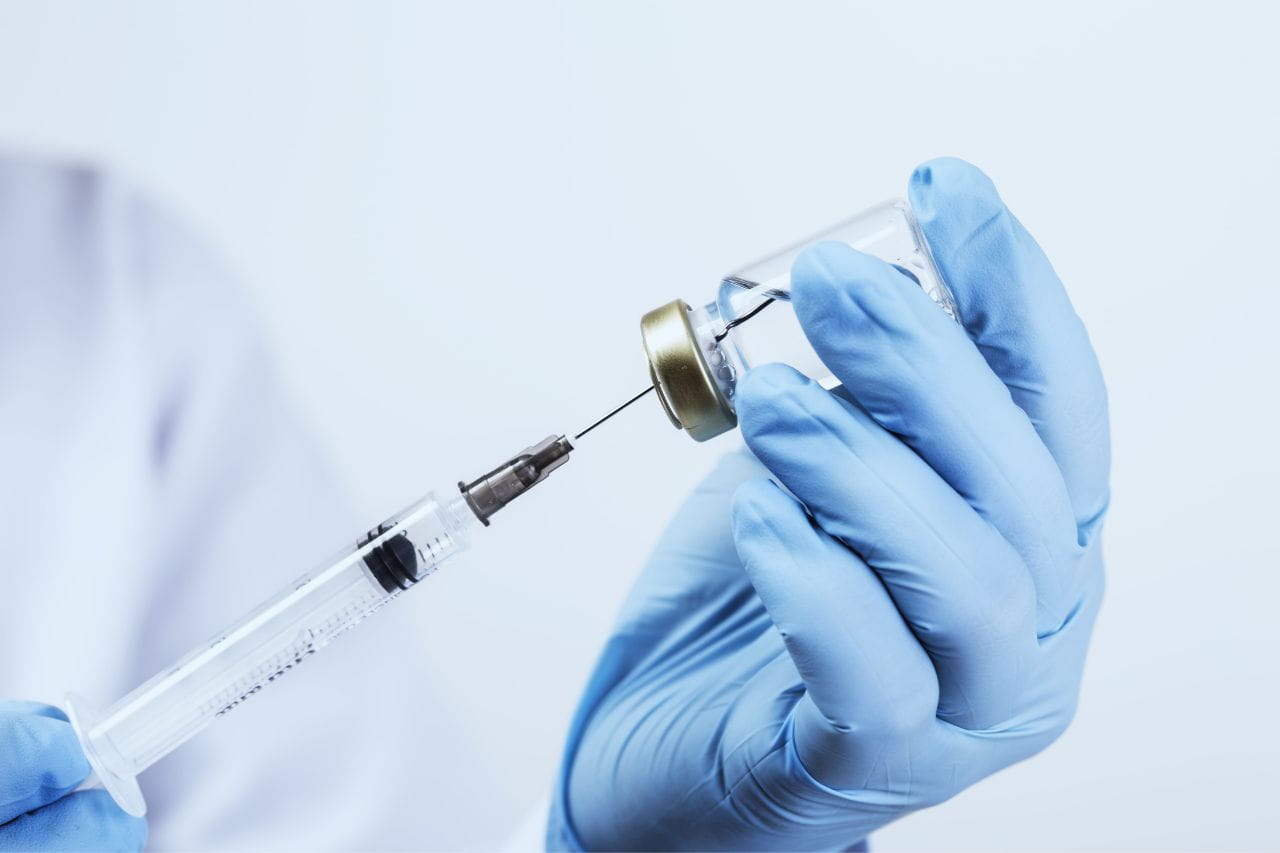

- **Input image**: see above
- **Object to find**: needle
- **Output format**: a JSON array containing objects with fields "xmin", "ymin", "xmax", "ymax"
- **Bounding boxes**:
[
  {"xmin": 574, "ymin": 385, "xmax": 656, "ymax": 440},
  {"xmin": 714, "ymin": 297, "xmax": 775, "ymax": 342},
  {"xmin": 573, "ymin": 296, "xmax": 777, "ymax": 443}
]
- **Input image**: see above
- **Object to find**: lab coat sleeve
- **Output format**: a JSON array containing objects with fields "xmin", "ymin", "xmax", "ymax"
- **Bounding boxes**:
[{"xmin": 98, "ymin": 181, "xmax": 490, "ymax": 849}]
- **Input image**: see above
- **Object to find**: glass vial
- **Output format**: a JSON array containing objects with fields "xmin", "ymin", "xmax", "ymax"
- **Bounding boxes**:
[{"xmin": 641, "ymin": 199, "xmax": 956, "ymax": 442}]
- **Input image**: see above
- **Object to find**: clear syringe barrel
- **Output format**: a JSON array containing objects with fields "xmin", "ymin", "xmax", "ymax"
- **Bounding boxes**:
[{"xmin": 66, "ymin": 489, "xmax": 480, "ymax": 818}]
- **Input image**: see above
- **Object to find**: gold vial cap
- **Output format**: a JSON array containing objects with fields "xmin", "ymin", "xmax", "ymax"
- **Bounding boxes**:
[{"xmin": 639, "ymin": 299, "xmax": 736, "ymax": 442}]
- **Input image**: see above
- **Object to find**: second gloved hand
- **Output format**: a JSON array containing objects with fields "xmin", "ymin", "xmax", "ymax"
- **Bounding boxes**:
[
  {"xmin": 0, "ymin": 701, "xmax": 147, "ymax": 852},
  {"xmin": 557, "ymin": 158, "xmax": 1108, "ymax": 850}
]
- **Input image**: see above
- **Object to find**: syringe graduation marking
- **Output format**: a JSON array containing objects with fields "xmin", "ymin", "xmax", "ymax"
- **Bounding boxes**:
[
  {"xmin": 207, "ymin": 580, "xmax": 389, "ymax": 719},
  {"xmin": 414, "ymin": 535, "xmax": 451, "ymax": 581}
]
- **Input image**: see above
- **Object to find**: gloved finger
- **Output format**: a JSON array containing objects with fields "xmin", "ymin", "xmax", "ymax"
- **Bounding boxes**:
[
  {"xmin": 0, "ymin": 703, "xmax": 91, "ymax": 825},
  {"xmin": 791, "ymin": 244, "xmax": 1082, "ymax": 635},
  {"xmin": 910, "ymin": 158, "xmax": 1110, "ymax": 541},
  {"xmin": 731, "ymin": 478, "xmax": 943, "ymax": 791},
  {"xmin": 611, "ymin": 448, "xmax": 769, "ymax": 632},
  {"xmin": 0, "ymin": 790, "xmax": 147, "ymax": 852},
  {"xmin": 738, "ymin": 364, "xmax": 1039, "ymax": 730},
  {"xmin": 0, "ymin": 702, "xmax": 70, "ymax": 723}
]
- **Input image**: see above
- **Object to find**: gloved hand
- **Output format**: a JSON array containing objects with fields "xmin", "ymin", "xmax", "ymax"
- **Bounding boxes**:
[
  {"xmin": 555, "ymin": 158, "xmax": 1108, "ymax": 850},
  {"xmin": 0, "ymin": 701, "xmax": 147, "ymax": 851}
]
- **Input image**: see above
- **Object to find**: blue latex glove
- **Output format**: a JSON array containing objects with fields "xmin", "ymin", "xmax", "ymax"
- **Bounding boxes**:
[
  {"xmin": 554, "ymin": 158, "xmax": 1108, "ymax": 850},
  {"xmin": 0, "ymin": 702, "xmax": 147, "ymax": 851}
]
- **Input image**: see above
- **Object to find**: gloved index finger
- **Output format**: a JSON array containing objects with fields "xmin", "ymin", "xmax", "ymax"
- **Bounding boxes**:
[
  {"xmin": 910, "ymin": 158, "xmax": 1110, "ymax": 540},
  {"xmin": 0, "ymin": 702, "xmax": 91, "ymax": 825}
]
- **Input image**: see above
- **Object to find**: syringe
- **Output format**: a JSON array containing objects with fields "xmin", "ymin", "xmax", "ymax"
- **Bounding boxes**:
[{"xmin": 66, "ymin": 434, "xmax": 574, "ymax": 818}]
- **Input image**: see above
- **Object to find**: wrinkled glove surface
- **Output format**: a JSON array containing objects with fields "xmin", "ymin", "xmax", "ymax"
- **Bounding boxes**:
[
  {"xmin": 554, "ymin": 158, "xmax": 1108, "ymax": 850},
  {"xmin": 0, "ymin": 701, "xmax": 147, "ymax": 851}
]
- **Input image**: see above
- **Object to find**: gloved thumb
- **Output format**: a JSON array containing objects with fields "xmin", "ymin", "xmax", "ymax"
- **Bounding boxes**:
[{"xmin": 0, "ymin": 702, "xmax": 91, "ymax": 825}]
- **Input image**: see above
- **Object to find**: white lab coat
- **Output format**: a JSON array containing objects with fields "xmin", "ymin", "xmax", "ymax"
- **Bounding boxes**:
[{"xmin": 0, "ymin": 157, "xmax": 511, "ymax": 849}]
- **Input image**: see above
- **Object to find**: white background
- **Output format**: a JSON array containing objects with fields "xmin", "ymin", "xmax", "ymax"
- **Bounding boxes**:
[{"xmin": 1, "ymin": 1, "xmax": 1277, "ymax": 849}]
